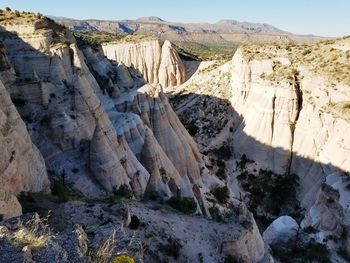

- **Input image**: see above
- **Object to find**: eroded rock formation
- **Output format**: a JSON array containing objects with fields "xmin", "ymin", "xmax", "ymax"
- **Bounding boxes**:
[{"xmin": 102, "ymin": 39, "xmax": 185, "ymax": 87}]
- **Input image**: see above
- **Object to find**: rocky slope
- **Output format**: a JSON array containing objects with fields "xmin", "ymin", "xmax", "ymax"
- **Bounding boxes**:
[
  {"xmin": 231, "ymin": 40, "xmax": 350, "ymax": 210},
  {"xmin": 0, "ymin": 12, "xmax": 207, "ymax": 206},
  {"xmin": 0, "ymin": 44, "xmax": 49, "ymax": 219},
  {"xmin": 173, "ymin": 36, "xmax": 350, "ymax": 260}
]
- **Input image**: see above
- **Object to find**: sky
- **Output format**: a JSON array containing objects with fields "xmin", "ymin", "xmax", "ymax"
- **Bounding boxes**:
[{"xmin": 1, "ymin": 0, "xmax": 349, "ymax": 37}]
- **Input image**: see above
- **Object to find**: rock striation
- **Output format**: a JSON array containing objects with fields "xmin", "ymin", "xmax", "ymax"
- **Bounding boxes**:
[
  {"xmin": 102, "ymin": 39, "xmax": 185, "ymax": 87},
  {"xmin": 0, "ymin": 14, "xmax": 210, "ymax": 214},
  {"xmin": 0, "ymin": 44, "xmax": 49, "ymax": 219},
  {"xmin": 230, "ymin": 42, "xmax": 350, "ymax": 209}
]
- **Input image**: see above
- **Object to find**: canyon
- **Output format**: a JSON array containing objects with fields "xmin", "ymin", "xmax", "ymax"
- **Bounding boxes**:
[{"xmin": 0, "ymin": 8, "xmax": 350, "ymax": 263}]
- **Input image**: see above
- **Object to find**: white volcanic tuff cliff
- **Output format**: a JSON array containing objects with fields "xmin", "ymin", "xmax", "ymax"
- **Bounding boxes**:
[
  {"xmin": 82, "ymin": 46, "xmax": 204, "ymax": 200},
  {"xmin": 101, "ymin": 39, "xmax": 185, "ymax": 87},
  {"xmin": 0, "ymin": 21, "xmax": 207, "ymax": 206},
  {"xmin": 0, "ymin": 48, "xmax": 49, "ymax": 218},
  {"xmin": 230, "ymin": 48, "xmax": 350, "ymax": 210}
]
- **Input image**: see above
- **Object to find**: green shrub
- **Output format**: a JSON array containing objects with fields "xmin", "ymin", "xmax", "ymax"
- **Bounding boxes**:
[
  {"xmin": 186, "ymin": 121, "xmax": 198, "ymax": 136},
  {"xmin": 271, "ymin": 239, "xmax": 330, "ymax": 263},
  {"xmin": 51, "ymin": 179, "xmax": 82, "ymax": 201},
  {"xmin": 167, "ymin": 196, "xmax": 197, "ymax": 214},
  {"xmin": 113, "ymin": 184, "xmax": 133, "ymax": 199},
  {"xmin": 238, "ymin": 154, "xmax": 251, "ymax": 170},
  {"xmin": 215, "ymin": 166, "xmax": 226, "ymax": 180},
  {"xmin": 211, "ymin": 186, "xmax": 230, "ymax": 203},
  {"xmin": 302, "ymin": 49, "xmax": 311, "ymax": 56},
  {"xmin": 303, "ymin": 226, "xmax": 318, "ymax": 234},
  {"xmin": 39, "ymin": 115, "xmax": 51, "ymax": 126},
  {"xmin": 224, "ymin": 255, "xmax": 243, "ymax": 263}
]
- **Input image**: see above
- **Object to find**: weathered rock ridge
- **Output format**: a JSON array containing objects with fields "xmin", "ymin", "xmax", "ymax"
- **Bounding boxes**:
[
  {"xmin": 0, "ymin": 44, "xmax": 49, "ymax": 219},
  {"xmin": 230, "ymin": 43, "xmax": 350, "ymax": 209},
  {"xmin": 0, "ymin": 15, "xmax": 210, "ymax": 217},
  {"xmin": 102, "ymin": 39, "xmax": 185, "ymax": 87}
]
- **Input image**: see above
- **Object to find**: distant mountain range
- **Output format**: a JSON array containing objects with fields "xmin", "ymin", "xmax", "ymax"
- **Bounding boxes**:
[{"xmin": 53, "ymin": 16, "xmax": 326, "ymax": 46}]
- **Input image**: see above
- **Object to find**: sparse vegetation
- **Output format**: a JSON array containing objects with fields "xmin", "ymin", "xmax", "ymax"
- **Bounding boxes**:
[
  {"xmin": 89, "ymin": 230, "xmax": 117, "ymax": 263},
  {"xmin": 303, "ymin": 225, "xmax": 318, "ymax": 234},
  {"xmin": 238, "ymin": 168, "xmax": 301, "ymax": 225},
  {"xmin": 167, "ymin": 196, "xmax": 197, "ymax": 214},
  {"xmin": 224, "ymin": 255, "xmax": 243, "ymax": 263},
  {"xmin": 51, "ymin": 178, "xmax": 83, "ymax": 201},
  {"xmin": 271, "ymin": 241, "xmax": 330, "ymax": 263},
  {"xmin": 113, "ymin": 184, "xmax": 133, "ymax": 199},
  {"xmin": 13, "ymin": 215, "xmax": 50, "ymax": 252},
  {"xmin": 242, "ymin": 37, "xmax": 350, "ymax": 86},
  {"xmin": 39, "ymin": 115, "xmax": 51, "ymax": 126},
  {"xmin": 176, "ymin": 41, "xmax": 238, "ymax": 61},
  {"xmin": 112, "ymin": 255, "xmax": 135, "ymax": 263},
  {"xmin": 211, "ymin": 186, "xmax": 230, "ymax": 203}
]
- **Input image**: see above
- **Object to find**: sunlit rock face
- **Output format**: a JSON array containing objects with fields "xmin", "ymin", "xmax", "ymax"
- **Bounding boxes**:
[
  {"xmin": 101, "ymin": 39, "xmax": 185, "ymax": 87},
  {"xmin": 230, "ymin": 42, "xmax": 350, "ymax": 252},
  {"xmin": 0, "ymin": 18, "xmax": 208, "ymax": 213},
  {"xmin": 0, "ymin": 44, "xmax": 50, "ymax": 219},
  {"xmin": 230, "ymin": 46, "xmax": 350, "ymax": 209}
]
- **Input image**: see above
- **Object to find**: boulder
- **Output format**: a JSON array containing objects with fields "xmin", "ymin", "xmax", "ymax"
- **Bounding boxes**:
[{"xmin": 263, "ymin": 216, "xmax": 299, "ymax": 249}]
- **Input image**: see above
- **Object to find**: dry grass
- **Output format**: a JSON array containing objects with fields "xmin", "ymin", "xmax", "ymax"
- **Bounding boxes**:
[
  {"xmin": 321, "ymin": 101, "xmax": 350, "ymax": 122},
  {"xmin": 13, "ymin": 215, "xmax": 50, "ymax": 252},
  {"xmin": 0, "ymin": 9, "xmax": 43, "ymax": 26},
  {"xmin": 242, "ymin": 36, "xmax": 350, "ymax": 86},
  {"xmin": 89, "ymin": 230, "xmax": 117, "ymax": 263}
]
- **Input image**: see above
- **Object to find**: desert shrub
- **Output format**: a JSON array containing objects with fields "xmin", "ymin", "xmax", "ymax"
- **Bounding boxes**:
[
  {"xmin": 129, "ymin": 215, "xmax": 140, "ymax": 230},
  {"xmin": 159, "ymin": 237, "xmax": 182, "ymax": 259},
  {"xmin": 14, "ymin": 10, "xmax": 20, "ymax": 17},
  {"xmin": 343, "ymin": 103, "xmax": 350, "ymax": 110},
  {"xmin": 302, "ymin": 49, "xmax": 311, "ymax": 56},
  {"xmin": 89, "ymin": 230, "xmax": 116, "ymax": 263},
  {"xmin": 13, "ymin": 215, "xmax": 49, "ymax": 252},
  {"xmin": 211, "ymin": 145, "xmax": 232, "ymax": 160},
  {"xmin": 39, "ymin": 115, "xmax": 51, "ymax": 126},
  {"xmin": 238, "ymin": 154, "xmax": 251, "ymax": 170},
  {"xmin": 224, "ymin": 255, "xmax": 243, "ymax": 263},
  {"xmin": 112, "ymin": 255, "xmax": 134, "ymax": 263},
  {"xmin": 239, "ymin": 169, "xmax": 300, "ymax": 218},
  {"xmin": 303, "ymin": 226, "xmax": 318, "ymax": 234},
  {"xmin": 51, "ymin": 178, "xmax": 82, "ymax": 201},
  {"xmin": 215, "ymin": 166, "xmax": 226, "ymax": 180},
  {"xmin": 113, "ymin": 184, "xmax": 133, "ymax": 199},
  {"xmin": 5, "ymin": 7, "xmax": 11, "ymax": 12},
  {"xmin": 167, "ymin": 196, "xmax": 197, "ymax": 214},
  {"xmin": 186, "ymin": 121, "xmax": 198, "ymax": 136},
  {"xmin": 271, "ymin": 241, "xmax": 330, "ymax": 263},
  {"xmin": 211, "ymin": 186, "xmax": 230, "ymax": 203}
]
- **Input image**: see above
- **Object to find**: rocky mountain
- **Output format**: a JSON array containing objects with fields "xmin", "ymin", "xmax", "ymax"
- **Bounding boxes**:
[{"xmin": 55, "ymin": 16, "xmax": 326, "ymax": 47}]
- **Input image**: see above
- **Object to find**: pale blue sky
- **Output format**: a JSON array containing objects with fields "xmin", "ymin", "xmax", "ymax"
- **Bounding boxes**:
[{"xmin": 1, "ymin": 0, "xmax": 349, "ymax": 37}]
